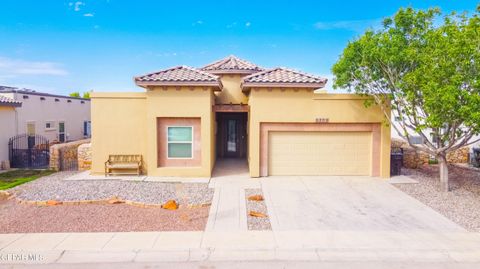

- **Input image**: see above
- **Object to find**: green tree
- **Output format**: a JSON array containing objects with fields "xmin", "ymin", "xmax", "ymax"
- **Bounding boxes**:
[
  {"xmin": 69, "ymin": 92, "xmax": 80, "ymax": 98},
  {"xmin": 332, "ymin": 6, "xmax": 480, "ymax": 191},
  {"xmin": 82, "ymin": 91, "xmax": 91, "ymax": 99}
]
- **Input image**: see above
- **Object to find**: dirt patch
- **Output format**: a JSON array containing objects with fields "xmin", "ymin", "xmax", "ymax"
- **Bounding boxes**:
[
  {"xmin": 394, "ymin": 164, "xmax": 480, "ymax": 232},
  {"xmin": 0, "ymin": 199, "xmax": 209, "ymax": 233}
]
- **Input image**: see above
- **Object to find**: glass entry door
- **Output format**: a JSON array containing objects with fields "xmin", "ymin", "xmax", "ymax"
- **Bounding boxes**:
[
  {"xmin": 217, "ymin": 112, "xmax": 247, "ymax": 158},
  {"xmin": 226, "ymin": 119, "xmax": 238, "ymax": 156}
]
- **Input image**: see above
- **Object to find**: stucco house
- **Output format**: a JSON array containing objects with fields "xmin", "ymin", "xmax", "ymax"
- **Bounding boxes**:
[
  {"xmin": 91, "ymin": 56, "xmax": 391, "ymax": 178},
  {"xmin": 0, "ymin": 86, "xmax": 91, "ymax": 167}
]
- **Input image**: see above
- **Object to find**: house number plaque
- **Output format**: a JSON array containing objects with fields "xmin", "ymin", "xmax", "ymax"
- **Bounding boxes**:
[{"xmin": 315, "ymin": 117, "xmax": 329, "ymax": 123}]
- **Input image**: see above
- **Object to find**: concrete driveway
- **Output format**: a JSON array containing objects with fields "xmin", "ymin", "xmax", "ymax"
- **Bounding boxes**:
[{"xmin": 261, "ymin": 176, "xmax": 464, "ymax": 232}]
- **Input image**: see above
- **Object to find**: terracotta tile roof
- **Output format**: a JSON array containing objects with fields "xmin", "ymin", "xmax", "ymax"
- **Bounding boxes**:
[
  {"xmin": 241, "ymin": 67, "xmax": 327, "ymax": 89},
  {"xmin": 0, "ymin": 95, "xmax": 22, "ymax": 107},
  {"xmin": 135, "ymin": 66, "xmax": 222, "ymax": 89},
  {"xmin": 201, "ymin": 55, "xmax": 264, "ymax": 74}
]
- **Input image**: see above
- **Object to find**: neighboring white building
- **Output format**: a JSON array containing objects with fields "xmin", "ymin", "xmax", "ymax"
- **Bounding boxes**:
[
  {"xmin": 0, "ymin": 86, "xmax": 91, "ymax": 166},
  {"xmin": 391, "ymin": 116, "xmax": 480, "ymax": 151}
]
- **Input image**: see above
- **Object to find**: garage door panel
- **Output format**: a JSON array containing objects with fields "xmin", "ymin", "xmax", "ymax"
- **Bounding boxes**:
[{"xmin": 268, "ymin": 131, "xmax": 372, "ymax": 176}]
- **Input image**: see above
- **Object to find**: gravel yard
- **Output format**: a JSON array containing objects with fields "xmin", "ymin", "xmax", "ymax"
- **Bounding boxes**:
[
  {"xmin": 0, "ymin": 199, "xmax": 209, "ymax": 233},
  {"xmin": 0, "ymin": 171, "xmax": 214, "ymax": 233},
  {"xmin": 245, "ymin": 189, "xmax": 271, "ymax": 230},
  {"xmin": 394, "ymin": 164, "xmax": 480, "ymax": 232},
  {"xmin": 10, "ymin": 172, "xmax": 213, "ymax": 206}
]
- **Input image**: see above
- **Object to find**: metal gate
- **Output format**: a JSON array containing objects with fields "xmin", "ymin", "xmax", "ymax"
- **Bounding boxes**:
[
  {"xmin": 8, "ymin": 134, "xmax": 50, "ymax": 168},
  {"xmin": 59, "ymin": 147, "xmax": 78, "ymax": 171}
]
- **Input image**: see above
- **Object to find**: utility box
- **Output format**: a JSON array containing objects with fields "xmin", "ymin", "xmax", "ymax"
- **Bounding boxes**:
[
  {"xmin": 472, "ymin": 148, "xmax": 480, "ymax": 168},
  {"xmin": 390, "ymin": 148, "xmax": 403, "ymax": 176}
]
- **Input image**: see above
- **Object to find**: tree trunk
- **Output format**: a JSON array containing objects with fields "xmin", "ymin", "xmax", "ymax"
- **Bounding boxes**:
[{"xmin": 438, "ymin": 155, "xmax": 450, "ymax": 192}]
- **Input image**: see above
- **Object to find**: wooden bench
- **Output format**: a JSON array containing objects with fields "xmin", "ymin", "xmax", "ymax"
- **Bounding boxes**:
[{"xmin": 105, "ymin": 155, "xmax": 142, "ymax": 176}]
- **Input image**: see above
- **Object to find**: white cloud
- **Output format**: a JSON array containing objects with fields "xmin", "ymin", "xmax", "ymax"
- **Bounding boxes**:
[
  {"xmin": 83, "ymin": 13, "xmax": 94, "ymax": 17},
  {"xmin": 0, "ymin": 57, "xmax": 68, "ymax": 76},
  {"xmin": 156, "ymin": 52, "xmax": 178, "ymax": 57},
  {"xmin": 192, "ymin": 20, "xmax": 203, "ymax": 26},
  {"xmin": 69, "ymin": 1, "xmax": 85, "ymax": 12},
  {"xmin": 314, "ymin": 18, "xmax": 382, "ymax": 33},
  {"xmin": 245, "ymin": 22, "xmax": 251, "ymax": 27}
]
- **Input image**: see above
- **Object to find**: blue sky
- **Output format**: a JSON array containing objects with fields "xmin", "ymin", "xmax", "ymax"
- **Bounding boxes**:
[{"xmin": 0, "ymin": 0, "xmax": 478, "ymax": 95}]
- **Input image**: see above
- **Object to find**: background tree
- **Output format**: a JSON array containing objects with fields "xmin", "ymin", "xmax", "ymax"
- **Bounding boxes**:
[
  {"xmin": 69, "ymin": 92, "xmax": 80, "ymax": 98},
  {"xmin": 82, "ymin": 91, "xmax": 91, "ymax": 99},
  {"xmin": 332, "ymin": 6, "xmax": 480, "ymax": 191}
]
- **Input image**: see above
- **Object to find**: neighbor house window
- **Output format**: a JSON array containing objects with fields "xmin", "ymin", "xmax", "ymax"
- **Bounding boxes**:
[
  {"xmin": 45, "ymin": 121, "xmax": 55, "ymax": 131},
  {"xmin": 167, "ymin": 126, "xmax": 193, "ymax": 158},
  {"xmin": 83, "ymin": 121, "xmax": 91, "ymax": 138},
  {"xmin": 408, "ymin": 136, "xmax": 424, "ymax": 145}
]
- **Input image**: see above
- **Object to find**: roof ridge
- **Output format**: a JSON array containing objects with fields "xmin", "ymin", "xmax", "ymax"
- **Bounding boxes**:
[{"xmin": 200, "ymin": 55, "xmax": 264, "ymax": 72}]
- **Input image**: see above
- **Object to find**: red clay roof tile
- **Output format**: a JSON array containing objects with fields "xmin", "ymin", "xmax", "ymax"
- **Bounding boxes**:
[
  {"xmin": 241, "ymin": 67, "xmax": 327, "ymax": 89},
  {"xmin": 201, "ymin": 55, "xmax": 264, "ymax": 74}
]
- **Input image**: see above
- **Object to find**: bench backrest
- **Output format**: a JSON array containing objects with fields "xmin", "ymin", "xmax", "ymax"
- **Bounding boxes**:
[{"xmin": 108, "ymin": 155, "xmax": 142, "ymax": 163}]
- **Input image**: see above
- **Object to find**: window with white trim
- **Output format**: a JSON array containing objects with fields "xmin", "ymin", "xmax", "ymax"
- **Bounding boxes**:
[
  {"xmin": 167, "ymin": 126, "xmax": 193, "ymax": 158},
  {"xmin": 45, "ymin": 121, "xmax": 56, "ymax": 131}
]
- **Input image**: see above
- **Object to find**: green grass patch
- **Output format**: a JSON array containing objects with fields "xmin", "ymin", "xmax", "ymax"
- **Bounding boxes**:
[{"xmin": 0, "ymin": 169, "xmax": 55, "ymax": 190}]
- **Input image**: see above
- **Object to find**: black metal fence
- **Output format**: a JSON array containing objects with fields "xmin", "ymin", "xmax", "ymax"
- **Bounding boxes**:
[{"xmin": 8, "ymin": 134, "xmax": 50, "ymax": 169}]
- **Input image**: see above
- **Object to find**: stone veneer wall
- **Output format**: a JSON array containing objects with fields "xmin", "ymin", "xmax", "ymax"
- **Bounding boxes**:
[
  {"xmin": 77, "ymin": 143, "xmax": 92, "ymax": 171},
  {"xmin": 391, "ymin": 138, "xmax": 469, "ymax": 169},
  {"xmin": 49, "ymin": 139, "xmax": 90, "ymax": 171}
]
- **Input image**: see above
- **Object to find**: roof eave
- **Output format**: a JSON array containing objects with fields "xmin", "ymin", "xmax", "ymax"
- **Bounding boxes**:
[
  {"xmin": 135, "ymin": 80, "xmax": 223, "ymax": 91},
  {"xmin": 241, "ymin": 82, "xmax": 327, "ymax": 92}
]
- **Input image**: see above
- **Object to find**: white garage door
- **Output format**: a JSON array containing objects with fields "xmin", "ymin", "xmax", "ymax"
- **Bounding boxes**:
[{"xmin": 268, "ymin": 131, "xmax": 372, "ymax": 176}]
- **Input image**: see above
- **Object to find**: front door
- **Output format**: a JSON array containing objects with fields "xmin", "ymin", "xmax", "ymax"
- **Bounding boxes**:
[
  {"xmin": 225, "ymin": 118, "xmax": 240, "ymax": 157},
  {"xmin": 217, "ymin": 113, "xmax": 247, "ymax": 158}
]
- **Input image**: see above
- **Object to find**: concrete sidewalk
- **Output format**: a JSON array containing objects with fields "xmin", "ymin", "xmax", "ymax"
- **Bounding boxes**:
[
  {"xmin": 1, "ymin": 230, "xmax": 480, "ymax": 265},
  {"xmin": 206, "ymin": 159, "xmax": 259, "ymax": 231}
]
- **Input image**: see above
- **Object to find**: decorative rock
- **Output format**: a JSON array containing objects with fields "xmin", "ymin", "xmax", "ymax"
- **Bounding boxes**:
[
  {"xmin": 0, "ymin": 191, "xmax": 11, "ymax": 200},
  {"xmin": 46, "ymin": 200, "xmax": 62, "ymax": 206},
  {"xmin": 78, "ymin": 143, "xmax": 92, "ymax": 171},
  {"xmin": 248, "ymin": 194, "xmax": 264, "ymax": 201},
  {"xmin": 249, "ymin": 211, "xmax": 267, "ymax": 218},
  {"xmin": 108, "ymin": 197, "xmax": 124, "ymax": 204},
  {"xmin": 49, "ymin": 139, "xmax": 90, "ymax": 171},
  {"xmin": 162, "ymin": 200, "xmax": 178, "ymax": 210},
  {"xmin": 391, "ymin": 138, "xmax": 469, "ymax": 169},
  {"xmin": 0, "ymin": 160, "xmax": 10, "ymax": 170}
]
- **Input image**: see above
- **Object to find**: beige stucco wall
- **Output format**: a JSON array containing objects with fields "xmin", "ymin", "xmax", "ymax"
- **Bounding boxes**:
[
  {"xmin": 90, "ymin": 88, "xmax": 214, "ymax": 177},
  {"xmin": 145, "ymin": 87, "xmax": 214, "ymax": 177},
  {"xmin": 215, "ymin": 75, "xmax": 248, "ymax": 105},
  {"xmin": 90, "ymin": 92, "xmax": 147, "ymax": 174},
  {"xmin": 0, "ymin": 92, "xmax": 90, "ymax": 142},
  {"xmin": 248, "ymin": 89, "xmax": 391, "ymax": 178},
  {"xmin": 0, "ymin": 106, "xmax": 17, "ymax": 164}
]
